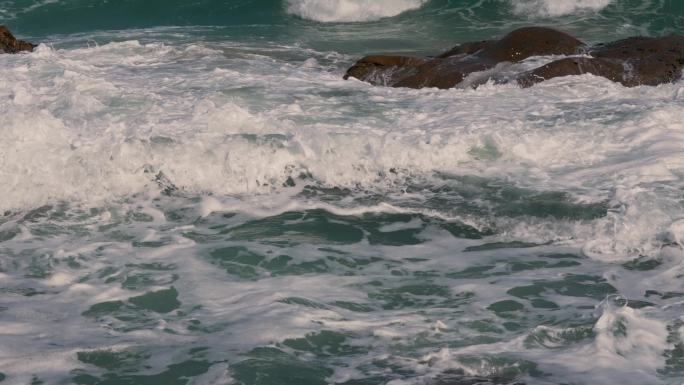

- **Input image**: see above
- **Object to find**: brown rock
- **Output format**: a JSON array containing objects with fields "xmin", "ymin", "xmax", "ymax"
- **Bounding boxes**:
[
  {"xmin": 0, "ymin": 26, "xmax": 35, "ymax": 54},
  {"xmin": 517, "ymin": 57, "xmax": 623, "ymax": 87},
  {"xmin": 435, "ymin": 27, "xmax": 583, "ymax": 61},
  {"xmin": 591, "ymin": 35, "xmax": 684, "ymax": 86},
  {"xmin": 343, "ymin": 55, "xmax": 428, "ymax": 86},
  {"xmin": 344, "ymin": 26, "xmax": 684, "ymax": 89},
  {"xmin": 436, "ymin": 40, "xmax": 493, "ymax": 59},
  {"xmin": 477, "ymin": 26, "xmax": 585, "ymax": 62},
  {"xmin": 392, "ymin": 58, "xmax": 488, "ymax": 89},
  {"xmin": 591, "ymin": 35, "xmax": 684, "ymax": 61},
  {"xmin": 517, "ymin": 34, "xmax": 684, "ymax": 87},
  {"xmin": 345, "ymin": 27, "xmax": 586, "ymax": 89}
]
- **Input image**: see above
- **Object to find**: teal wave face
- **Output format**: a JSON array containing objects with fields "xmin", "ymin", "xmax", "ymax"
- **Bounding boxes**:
[
  {"xmin": 0, "ymin": 0, "xmax": 285, "ymax": 35},
  {"xmin": 2, "ymin": 0, "xmax": 682, "ymax": 43}
]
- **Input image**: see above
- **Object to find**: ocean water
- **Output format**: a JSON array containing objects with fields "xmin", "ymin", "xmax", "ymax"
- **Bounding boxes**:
[{"xmin": 1, "ymin": 1, "xmax": 684, "ymax": 384}]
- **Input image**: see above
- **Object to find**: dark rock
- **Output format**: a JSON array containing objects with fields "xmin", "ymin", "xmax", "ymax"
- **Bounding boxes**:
[
  {"xmin": 342, "ymin": 55, "xmax": 428, "ymax": 86},
  {"xmin": 516, "ymin": 57, "xmax": 623, "ymax": 87},
  {"xmin": 435, "ymin": 27, "xmax": 583, "ymax": 62},
  {"xmin": 436, "ymin": 40, "xmax": 493, "ymax": 59},
  {"xmin": 476, "ymin": 26, "xmax": 585, "ymax": 62},
  {"xmin": 0, "ymin": 26, "xmax": 35, "ymax": 54},
  {"xmin": 345, "ymin": 27, "xmax": 585, "ymax": 89},
  {"xmin": 592, "ymin": 34, "xmax": 684, "ymax": 86},
  {"xmin": 519, "ymin": 34, "xmax": 684, "ymax": 87},
  {"xmin": 345, "ymin": 26, "xmax": 684, "ymax": 89},
  {"xmin": 392, "ymin": 58, "xmax": 483, "ymax": 89}
]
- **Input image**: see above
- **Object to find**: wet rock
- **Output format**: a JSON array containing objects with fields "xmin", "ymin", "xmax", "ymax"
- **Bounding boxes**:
[
  {"xmin": 519, "ymin": 34, "xmax": 684, "ymax": 87},
  {"xmin": 345, "ymin": 26, "xmax": 684, "ymax": 89},
  {"xmin": 342, "ymin": 55, "xmax": 428, "ymax": 86},
  {"xmin": 0, "ymin": 26, "xmax": 35, "ymax": 53},
  {"xmin": 345, "ymin": 27, "xmax": 585, "ymax": 89},
  {"xmin": 475, "ymin": 26, "xmax": 585, "ymax": 63},
  {"xmin": 589, "ymin": 34, "xmax": 684, "ymax": 86},
  {"xmin": 436, "ymin": 40, "xmax": 493, "ymax": 59},
  {"xmin": 390, "ymin": 59, "xmax": 475, "ymax": 89},
  {"xmin": 516, "ymin": 57, "xmax": 623, "ymax": 87}
]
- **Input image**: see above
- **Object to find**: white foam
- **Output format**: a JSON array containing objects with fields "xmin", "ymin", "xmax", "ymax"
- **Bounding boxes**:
[
  {"xmin": 285, "ymin": 0, "xmax": 427, "ymax": 22},
  {"xmin": 398, "ymin": 297, "xmax": 673, "ymax": 385},
  {"xmin": 1, "ymin": 36, "xmax": 683, "ymax": 266},
  {"xmin": 510, "ymin": 0, "xmax": 613, "ymax": 17},
  {"xmin": 593, "ymin": 299, "xmax": 669, "ymax": 372},
  {"xmin": 5, "ymin": 26, "xmax": 684, "ymax": 385}
]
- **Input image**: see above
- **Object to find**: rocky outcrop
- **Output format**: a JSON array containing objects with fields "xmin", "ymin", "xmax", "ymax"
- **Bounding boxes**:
[
  {"xmin": 344, "ymin": 55, "xmax": 428, "ymax": 87},
  {"xmin": 519, "ymin": 35, "xmax": 684, "ymax": 87},
  {"xmin": 516, "ymin": 57, "xmax": 624, "ymax": 87},
  {"xmin": 0, "ymin": 26, "xmax": 36, "ymax": 54},
  {"xmin": 344, "ymin": 27, "xmax": 684, "ymax": 89}
]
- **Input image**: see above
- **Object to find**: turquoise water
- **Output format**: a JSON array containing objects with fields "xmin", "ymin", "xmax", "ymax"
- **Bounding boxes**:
[
  {"xmin": 1, "ymin": 1, "xmax": 684, "ymax": 384},
  {"xmin": 4, "ymin": 0, "xmax": 684, "ymax": 49}
]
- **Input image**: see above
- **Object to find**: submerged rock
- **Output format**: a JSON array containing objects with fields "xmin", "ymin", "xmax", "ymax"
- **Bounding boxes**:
[
  {"xmin": 0, "ymin": 26, "xmax": 36, "ymax": 54},
  {"xmin": 344, "ymin": 27, "xmax": 684, "ymax": 89}
]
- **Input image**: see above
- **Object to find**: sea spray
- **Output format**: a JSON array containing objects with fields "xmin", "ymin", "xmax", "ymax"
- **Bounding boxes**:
[
  {"xmin": 510, "ymin": 0, "xmax": 614, "ymax": 17},
  {"xmin": 285, "ymin": 0, "xmax": 428, "ymax": 22},
  {"xmin": 1, "ymin": 1, "xmax": 684, "ymax": 384}
]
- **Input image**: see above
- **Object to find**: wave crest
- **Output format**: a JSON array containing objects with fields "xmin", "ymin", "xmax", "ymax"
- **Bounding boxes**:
[
  {"xmin": 510, "ymin": 0, "xmax": 613, "ymax": 17},
  {"xmin": 285, "ymin": 0, "xmax": 427, "ymax": 22}
]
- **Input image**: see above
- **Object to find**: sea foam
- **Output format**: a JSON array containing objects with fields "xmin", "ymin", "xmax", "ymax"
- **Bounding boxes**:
[
  {"xmin": 2, "ymin": 37, "xmax": 684, "ymax": 267},
  {"xmin": 510, "ymin": 0, "xmax": 613, "ymax": 17},
  {"xmin": 285, "ymin": 0, "xmax": 427, "ymax": 22}
]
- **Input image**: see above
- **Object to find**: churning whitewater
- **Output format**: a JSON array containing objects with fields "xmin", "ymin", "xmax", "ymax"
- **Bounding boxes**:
[{"xmin": 1, "ymin": 1, "xmax": 684, "ymax": 385}]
